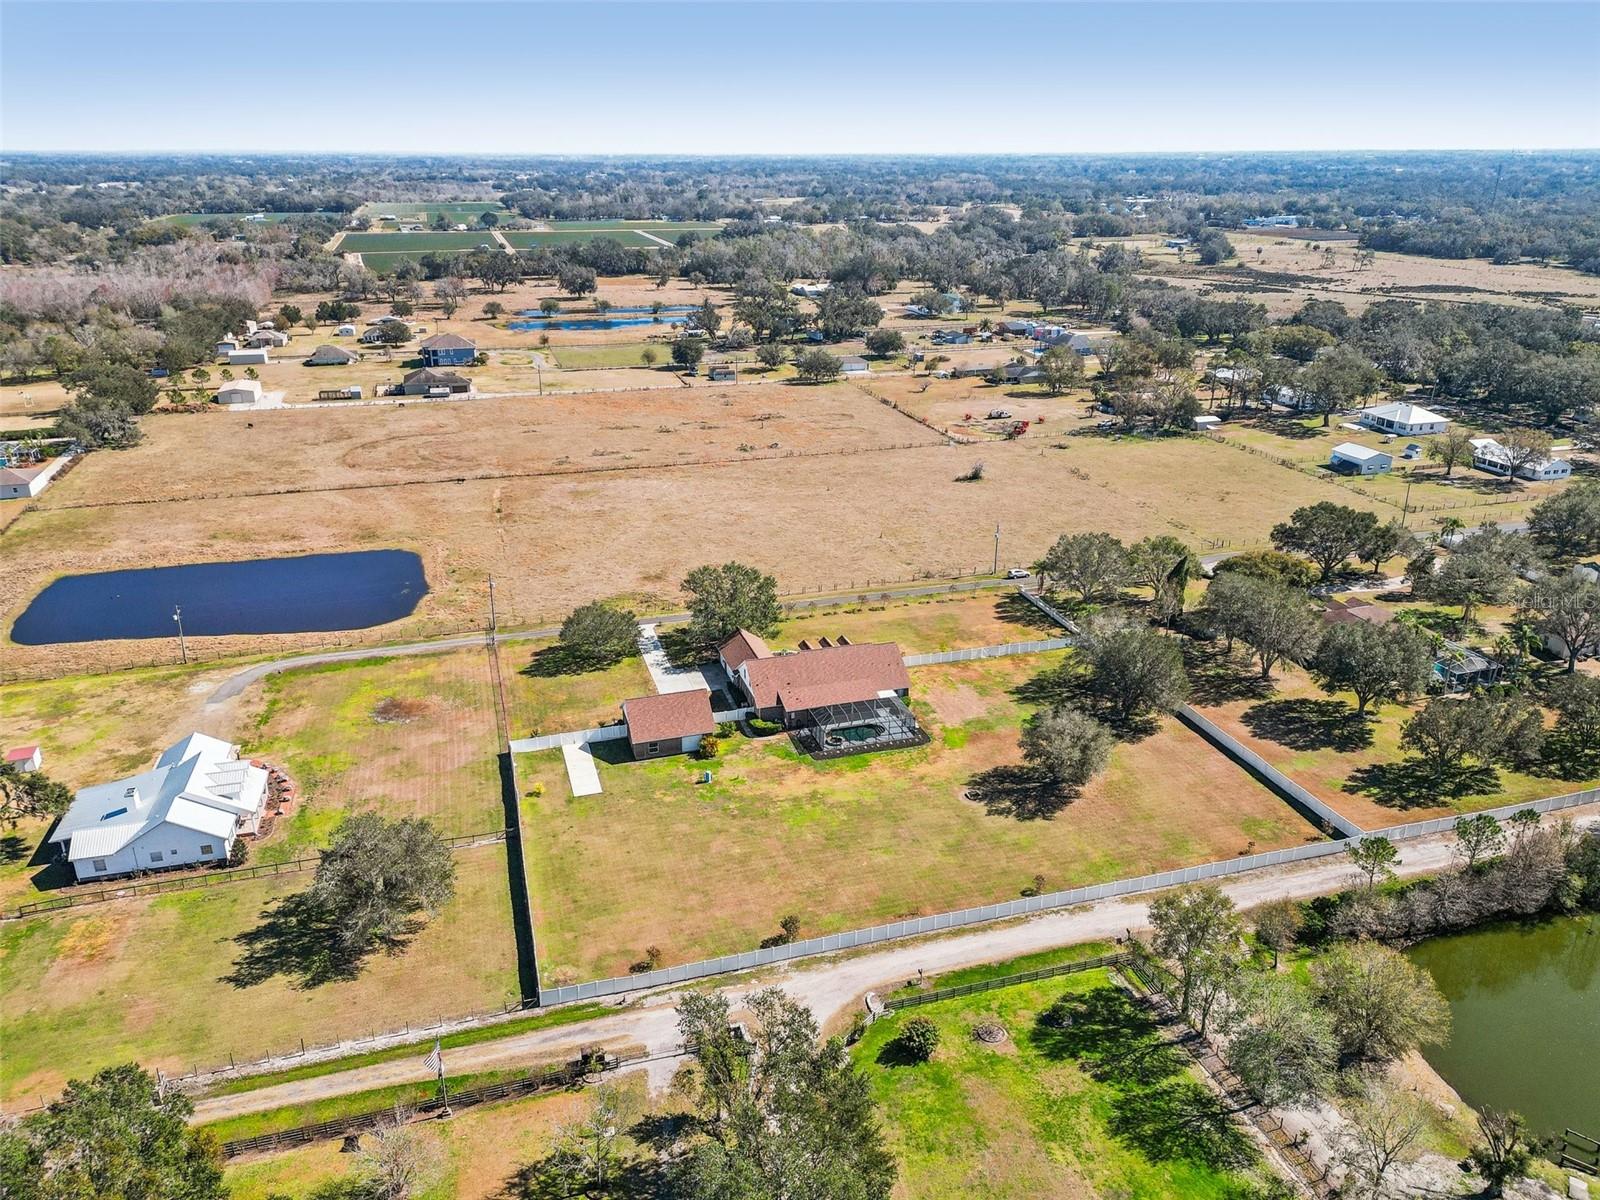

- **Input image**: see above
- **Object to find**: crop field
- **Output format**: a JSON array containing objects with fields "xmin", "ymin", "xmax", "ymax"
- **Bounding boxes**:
[
  {"xmin": 1192, "ymin": 650, "xmax": 1600, "ymax": 830},
  {"xmin": 2, "ymin": 405, "xmax": 1394, "ymax": 677},
  {"xmin": 248, "ymin": 650, "xmax": 506, "ymax": 846},
  {"xmin": 0, "ymin": 840, "xmax": 520, "ymax": 1106},
  {"xmin": 857, "ymin": 966, "xmax": 1278, "ymax": 1199},
  {"xmin": 505, "ymin": 230, "xmax": 664, "ymax": 249},
  {"xmin": 518, "ymin": 651, "xmax": 1322, "ymax": 982},
  {"xmin": 156, "ymin": 212, "xmax": 334, "ymax": 226},
  {"xmin": 338, "ymin": 231, "xmax": 501, "ymax": 254}
]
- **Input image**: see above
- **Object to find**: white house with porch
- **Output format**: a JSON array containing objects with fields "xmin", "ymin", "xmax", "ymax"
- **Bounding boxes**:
[
  {"xmin": 1358, "ymin": 401, "xmax": 1450, "ymax": 437},
  {"xmin": 1470, "ymin": 437, "xmax": 1573, "ymax": 481},
  {"xmin": 48, "ymin": 733, "xmax": 268, "ymax": 882}
]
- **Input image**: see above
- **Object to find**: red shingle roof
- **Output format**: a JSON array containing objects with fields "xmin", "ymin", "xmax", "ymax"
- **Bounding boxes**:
[
  {"xmin": 718, "ymin": 629, "xmax": 772, "ymax": 671},
  {"xmin": 622, "ymin": 690, "xmax": 716, "ymax": 745},
  {"xmin": 740, "ymin": 643, "xmax": 909, "ymax": 713}
]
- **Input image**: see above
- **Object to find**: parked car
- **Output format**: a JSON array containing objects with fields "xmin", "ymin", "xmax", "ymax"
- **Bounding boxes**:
[{"xmin": 1005, "ymin": 568, "xmax": 1031, "ymax": 580}]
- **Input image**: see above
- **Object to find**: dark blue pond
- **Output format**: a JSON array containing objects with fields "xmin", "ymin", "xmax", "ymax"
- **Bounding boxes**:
[
  {"xmin": 11, "ymin": 550, "xmax": 428, "ymax": 644},
  {"xmin": 507, "ymin": 315, "xmax": 690, "ymax": 331}
]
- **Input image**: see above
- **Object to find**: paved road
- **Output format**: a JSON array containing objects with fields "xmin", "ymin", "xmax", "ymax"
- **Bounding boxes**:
[
  {"xmin": 190, "ymin": 804, "xmax": 1600, "ymax": 1124},
  {"xmin": 202, "ymin": 579, "xmax": 1019, "ymax": 708}
]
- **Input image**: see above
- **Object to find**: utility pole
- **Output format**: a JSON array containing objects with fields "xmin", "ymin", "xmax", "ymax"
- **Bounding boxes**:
[
  {"xmin": 992, "ymin": 523, "xmax": 1001, "ymax": 575},
  {"xmin": 172, "ymin": 605, "xmax": 188, "ymax": 665},
  {"xmin": 487, "ymin": 575, "xmax": 498, "ymax": 638}
]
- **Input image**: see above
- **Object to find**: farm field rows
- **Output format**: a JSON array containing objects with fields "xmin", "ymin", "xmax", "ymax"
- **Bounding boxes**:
[
  {"xmin": 518, "ymin": 651, "xmax": 1322, "ymax": 982},
  {"xmin": 0, "ymin": 840, "xmax": 520, "ymax": 1106}
]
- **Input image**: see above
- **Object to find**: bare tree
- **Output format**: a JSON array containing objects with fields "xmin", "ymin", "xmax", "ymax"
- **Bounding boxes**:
[
  {"xmin": 1335, "ymin": 1085, "xmax": 1428, "ymax": 1199},
  {"xmin": 359, "ymin": 1114, "xmax": 441, "ymax": 1200}
]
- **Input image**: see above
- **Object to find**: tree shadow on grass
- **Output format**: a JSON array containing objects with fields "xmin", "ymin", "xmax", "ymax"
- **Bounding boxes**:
[
  {"xmin": 0, "ymin": 835, "xmax": 31, "ymax": 866},
  {"xmin": 1181, "ymin": 642, "xmax": 1275, "ymax": 708},
  {"xmin": 521, "ymin": 644, "xmax": 639, "ymax": 680},
  {"xmin": 1342, "ymin": 759, "xmax": 1500, "ymax": 809},
  {"xmin": 224, "ymin": 891, "xmax": 421, "ymax": 989},
  {"xmin": 965, "ymin": 764, "xmax": 1075, "ymax": 820},
  {"xmin": 1009, "ymin": 663, "xmax": 1160, "ymax": 742},
  {"xmin": 995, "ymin": 591, "xmax": 1065, "ymax": 634},
  {"xmin": 1107, "ymin": 1078, "xmax": 1256, "ymax": 1171},
  {"xmin": 1525, "ymin": 729, "xmax": 1600, "ymax": 782},
  {"xmin": 1030, "ymin": 986, "xmax": 1183, "ymax": 1088},
  {"xmin": 1240, "ymin": 698, "xmax": 1373, "ymax": 753}
]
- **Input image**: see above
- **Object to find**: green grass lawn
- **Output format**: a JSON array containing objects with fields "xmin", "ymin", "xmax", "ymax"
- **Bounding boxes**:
[
  {"xmin": 548, "ymin": 342, "xmax": 673, "ymax": 369},
  {"xmin": 0, "ymin": 842, "xmax": 520, "ymax": 1107},
  {"xmin": 771, "ymin": 591, "xmax": 1057, "ymax": 654},
  {"xmin": 503, "ymin": 641, "xmax": 654, "ymax": 736},
  {"xmin": 157, "ymin": 211, "xmax": 333, "ymax": 226},
  {"xmin": 247, "ymin": 651, "xmax": 505, "ymax": 849},
  {"xmin": 856, "ymin": 967, "xmax": 1278, "ymax": 1199},
  {"xmin": 519, "ymin": 651, "xmax": 1321, "ymax": 982}
]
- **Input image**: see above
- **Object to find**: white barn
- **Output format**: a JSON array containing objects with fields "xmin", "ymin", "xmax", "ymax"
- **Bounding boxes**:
[
  {"xmin": 47, "ymin": 733, "xmax": 269, "ymax": 881},
  {"xmin": 1359, "ymin": 402, "xmax": 1450, "ymax": 437},
  {"xmin": 1329, "ymin": 442, "xmax": 1392, "ymax": 475},
  {"xmin": 215, "ymin": 379, "xmax": 263, "ymax": 406}
]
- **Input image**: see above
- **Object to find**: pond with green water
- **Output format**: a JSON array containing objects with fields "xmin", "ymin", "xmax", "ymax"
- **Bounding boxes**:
[{"xmin": 1408, "ymin": 914, "xmax": 1600, "ymax": 1140}]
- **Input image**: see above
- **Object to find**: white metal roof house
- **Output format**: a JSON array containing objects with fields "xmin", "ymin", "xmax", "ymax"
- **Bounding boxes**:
[
  {"xmin": 1359, "ymin": 402, "xmax": 1450, "ymax": 436},
  {"xmin": 0, "ymin": 454, "xmax": 72, "ymax": 499},
  {"xmin": 245, "ymin": 329, "xmax": 290, "ymax": 349},
  {"xmin": 47, "ymin": 733, "xmax": 268, "ymax": 881},
  {"xmin": 1469, "ymin": 437, "xmax": 1573, "ymax": 481},
  {"xmin": 1329, "ymin": 442, "xmax": 1392, "ymax": 475},
  {"xmin": 215, "ymin": 379, "xmax": 263, "ymax": 406}
]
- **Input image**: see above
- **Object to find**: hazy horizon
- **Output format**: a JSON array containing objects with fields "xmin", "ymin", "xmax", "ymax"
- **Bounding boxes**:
[{"xmin": 3, "ymin": 0, "xmax": 1596, "ymax": 155}]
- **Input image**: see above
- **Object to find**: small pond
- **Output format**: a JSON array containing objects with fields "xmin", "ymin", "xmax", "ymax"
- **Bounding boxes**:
[
  {"xmin": 10, "ymin": 550, "xmax": 428, "ymax": 644},
  {"xmin": 507, "ymin": 304, "xmax": 697, "ymax": 332},
  {"xmin": 1408, "ymin": 914, "xmax": 1600, "ymax": 1140}
]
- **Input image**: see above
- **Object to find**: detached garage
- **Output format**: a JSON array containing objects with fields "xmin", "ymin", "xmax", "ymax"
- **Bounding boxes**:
[
  {"xmin": 621, "ymin": 690, "xmax": 716, "ymax": 760},
  {"xmin": 1329, "ymin": 442, "xmax": 1392, "ymax": 476}
]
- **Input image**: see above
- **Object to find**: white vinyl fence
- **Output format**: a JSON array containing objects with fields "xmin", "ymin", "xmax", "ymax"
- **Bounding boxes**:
[
  {"xmin": 1175, "ymin": 705, "xmax": 1366, "ymax": 839},
  {"xmin": 902, "ymin": 638, "xmax": 1072, "ymax": 667}
]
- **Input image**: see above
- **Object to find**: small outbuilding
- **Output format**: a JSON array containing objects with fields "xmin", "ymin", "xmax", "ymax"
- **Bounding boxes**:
[
  {"xmin": 707, "ymin": 364, "xmax": 736, "ymax": 382},
  {"xmin": 215, "ymin": 379, "xmax": 264, "ymax": 406},
  {"xmin": 1359, "ymin": 401, "xmax": 1450, "ymax": 437},
  {"xmin": 226, "ymin": 348, "xmax": 270, "ymax": 366},
  {"xmin": 306, "ymin": 345, "xmax": 357, "ymax": 366},
  {"xmin": 418, "ymin": 333, "xmax": 476, "ymax": 367},
  {"xmin": 838, "ymin": 356, "xmax": 869, "ymax": 376},
  {"xmin": 622, "ymin": 690, "xmax": 717, "ymax": 760},
  {"xmin": 1329, "ymin": 443, "xmax": 1391, "ymax": 475},
  {"xmin": 336, "ymin": 323, "xmax": 358, "ymax": 336},
  {"xmin": 0, "ymin": 455, "xmax": 72, "ymax": 499},
  {"xmin": 5, "ymin": 745, "xmax": 43, "ymax": 772},
  {"xmin": 1192, "ymin": 414, "xmax": 1222, "ymax": 432},
  {"xmin": 398, "ymin": 368, "xmax": 471, "ymax": 396}
]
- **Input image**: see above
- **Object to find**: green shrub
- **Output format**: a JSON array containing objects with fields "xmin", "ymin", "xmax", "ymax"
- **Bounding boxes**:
[
  {"xmin": 897, "ymin": 1016, "xmax": 940, "ymax": 1063},
  {"xmin": 695, "ymin": 735, "xmax": 721, "ymax": 760}
]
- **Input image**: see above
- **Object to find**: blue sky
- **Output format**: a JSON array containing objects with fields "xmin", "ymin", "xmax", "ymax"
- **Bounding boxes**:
[{"xmin": 2, "ymin": 1, "xmax": 1596, "ymax": 153}]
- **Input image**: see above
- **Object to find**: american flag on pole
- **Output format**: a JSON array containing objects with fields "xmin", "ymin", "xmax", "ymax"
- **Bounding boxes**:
[{"xmin": 423, "ymin": 1039, "xmax": 443, "ymax": 1077}]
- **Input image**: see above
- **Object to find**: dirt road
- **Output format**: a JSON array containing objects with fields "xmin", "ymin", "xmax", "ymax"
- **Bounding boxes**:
[{"xmin": 192, "ymin": 803, "xmax": 1598, "ymax": 1125}]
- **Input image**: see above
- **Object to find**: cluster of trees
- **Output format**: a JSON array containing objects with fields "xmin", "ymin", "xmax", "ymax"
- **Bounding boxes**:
[
  {"xmin": 530, "ymin": 988, "xmax": 895, "ymax": 1199},
  {"xmin": 1143, "ymin": 876, "xmax": 1556, "ymax": 1198}
]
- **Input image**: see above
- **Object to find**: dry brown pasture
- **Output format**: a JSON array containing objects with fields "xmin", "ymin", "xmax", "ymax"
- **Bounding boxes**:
[
  {"xmin": 0, "ymin": 396, "xmax": 1390, "ymax": 676},
  {"xmin": 1136, "ymin": 232, "xmax": 1600, "ymax": 317}
]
